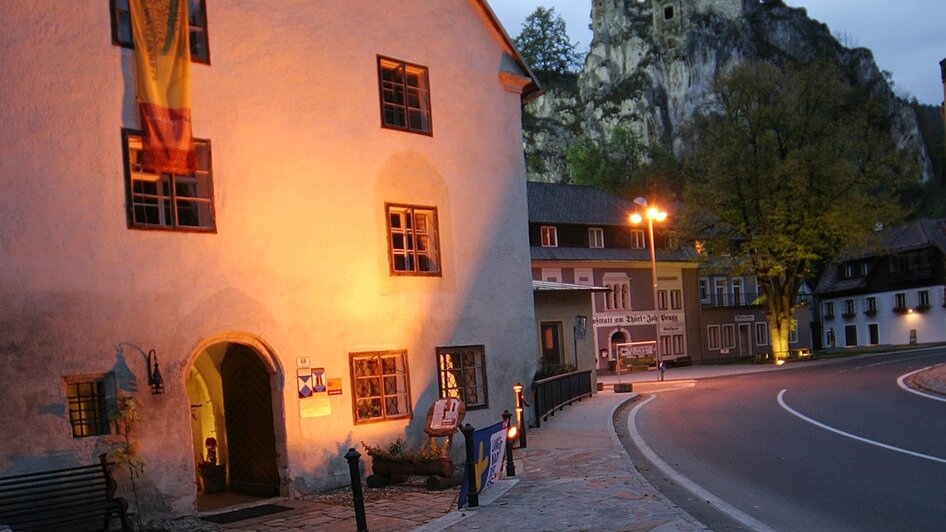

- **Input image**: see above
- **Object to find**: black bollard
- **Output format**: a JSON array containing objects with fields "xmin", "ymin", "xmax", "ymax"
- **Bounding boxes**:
[
  {"xmin": 502, "ymin": 410, "xmax": 516, "ymax": 477},
  {"xmin": 344, "ymin": 448, "xmax": 369, "ymax": 532},
  {"xmin": 461, "ymin": 423, "xmax": 479, "ymax": 508}
]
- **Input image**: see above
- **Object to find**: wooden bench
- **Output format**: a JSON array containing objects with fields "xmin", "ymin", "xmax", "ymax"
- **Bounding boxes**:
[{"xmin": 0, "ymin": 454, "xmax": 131, "ymax": 532}]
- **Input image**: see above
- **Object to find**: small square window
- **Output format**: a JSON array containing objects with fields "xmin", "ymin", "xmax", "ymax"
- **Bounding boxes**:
[
  {"xmin": 65, "ymin": 375, "xmax": 115, "ymax": 438},
  {"xmin": 387, "ymin": 204, "xmax": 441, "ymax": 275},
  {"xmin": 123, "ymin": 130, "xmax": 215, "ymax": 231},
  {"xmin": 437, "ymin": 346, "xmax": 488, "ymax": 410},
  {"xmin": 589, "ymin": 227, "xmax": 604, "ymax": 248},
  {"xmin": 664, "ymin": 5, "xmax": 675, "ymax": 19},
  {"xmin": 540, "ymin": 226, "xmax": 558, "ymax": 247},
  {"xmin": 378, "ymin": 57, "xmax": 431, "ymax": 135},
  {"xmin": 350, "ymin": 351, "xmax": 411, "ymax": 424},
  {"xmin": 110, "ymin": 0, "xmax": 211, "ymax": 64}
]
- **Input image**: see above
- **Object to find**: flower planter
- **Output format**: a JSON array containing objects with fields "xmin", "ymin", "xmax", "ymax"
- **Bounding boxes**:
[{"xmin": 371, "ymin": 457, "xmax": 453, "ymax": 478}]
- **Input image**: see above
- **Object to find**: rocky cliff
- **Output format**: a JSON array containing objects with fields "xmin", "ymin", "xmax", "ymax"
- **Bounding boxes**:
[{"xmin": 525, "ymin": 0, "xmax": 934, "ymax": 183}]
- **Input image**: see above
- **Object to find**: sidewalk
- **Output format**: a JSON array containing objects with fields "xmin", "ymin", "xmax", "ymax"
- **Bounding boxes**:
[{"xmin": 421, "ymin": 390, "xmax": 704, "ymax": 532}]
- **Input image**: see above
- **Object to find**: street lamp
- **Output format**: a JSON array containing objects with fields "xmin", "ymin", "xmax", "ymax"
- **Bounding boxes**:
[{"xmin": 629, "ymin": 198, "xmax": 667, "ymax": 381}]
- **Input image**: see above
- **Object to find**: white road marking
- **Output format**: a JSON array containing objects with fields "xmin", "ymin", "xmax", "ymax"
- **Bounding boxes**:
[
  {"xmin": 777, "ymin": 389, "xmax": 946, "ymax": 464},
  {"xmin": 866, "ymin": 352, "xmax": 946, "ymax": 367},
  {"xmin": 628, "ymin": 396, "xmax": 776, "ymax": 532},
  {"xmin": 897, "ymin": 365, "xmax": 946, "ymax": 403}
]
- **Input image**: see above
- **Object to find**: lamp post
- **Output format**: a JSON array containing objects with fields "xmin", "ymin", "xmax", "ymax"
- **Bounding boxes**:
[{"xmin": 630, "ymin": 198, "xmax": 667, "ymax": 381}]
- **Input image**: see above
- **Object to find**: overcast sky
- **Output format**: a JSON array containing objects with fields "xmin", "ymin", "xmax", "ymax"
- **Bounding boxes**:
[{"xmin": 489, "ymin": 0, "xmax": 945, "ymax": 105}]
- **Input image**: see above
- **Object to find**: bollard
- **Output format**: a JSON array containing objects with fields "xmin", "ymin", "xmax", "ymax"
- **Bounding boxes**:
[
  {"xmin": 502, "ymin": 410, "xmax": 516, "ymax": 477},
  {"xmin": 513, "ymin": 383, "xmax": 528, "ymax": 448},
  {"xmin": 344, "ymin": 448, "xmax": 369, "ymax": 532},
  {"xmin": 461, "ymin": 423, "xmax": 479, "ymax": 508}
]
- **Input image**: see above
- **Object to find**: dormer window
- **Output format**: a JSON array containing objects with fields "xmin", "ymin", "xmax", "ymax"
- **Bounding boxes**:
[
  {"xmin": 540, "ymin": 226, "xmax": 558, "ymax": 247},
  {"xmin": 589, "ymin": 227, "xmax": 604, "ymax": 248}
]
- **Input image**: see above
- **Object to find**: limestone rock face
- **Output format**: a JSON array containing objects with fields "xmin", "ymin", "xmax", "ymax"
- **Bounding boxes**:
[{"xmin": 525, "ymin": 0, "xmax": 933, "ymax": 183}]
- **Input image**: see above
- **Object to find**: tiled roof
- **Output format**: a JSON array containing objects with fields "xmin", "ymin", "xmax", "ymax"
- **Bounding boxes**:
[
  {"xmin": 816, "ymin": 218, "xmax": 946, "ymax": 294},
  {"xmin": 527, "ymin": 182, "xmax": 636, "ymax": 226}
]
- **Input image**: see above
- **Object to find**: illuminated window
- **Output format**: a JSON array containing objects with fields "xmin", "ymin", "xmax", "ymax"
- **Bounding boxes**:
[
  {"xmin": 110, "ymin": 0, "xmax": 211, "ymax": 63},
  {"xmin": 589, "ymin": 227, "xmax": 604, "ymax": 248},
  {"xmin": 122, "ymin": 130, "xmax": 215, "ymax": 231},
  {"xmin": 437, "ymin": 346, "xmax": 488, "ymax": 410},
  {"xmin": 65, "ymin": 375, "xmax": 114, "ymax": 438},
  {"xmin": 755, "ymin": 322, "xmax": 768, "ymax": 346},
  {"xmin": 350, "ymin": 351, "xmax": 411, "ymax": 424},
  {"xmin": 722, "ymin": 324, "xmax": 735, "ymax": 348},
  {"xmin": 631, "ymin": 230, "xmax": 646, "ymax": 249},
  {"xmin": 540, "ymin": 226, "xmax": 558, "ymax": 247},
  {"xmin": 378, "ymin": 57, "xmax": 431, "ymax": 134},
  {"xmin": 387, "ymin": 204, "xmax": 440, "ymax": 275},
  {"xmin": 707, "ymin": 325, "xmax": 720, "ymax": 350}
]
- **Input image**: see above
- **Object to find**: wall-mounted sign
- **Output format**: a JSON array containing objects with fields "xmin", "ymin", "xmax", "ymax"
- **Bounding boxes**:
[
  {"xmin": 297, "ymin": 368, "xmax": 314, "ymax": 398},
  {"xmin": 297, "ymin": 356, "xmax": 311, "ymax": 368},
  {"xmin": 327, "ymin": 378, "xmax": 343, "ymax": 396},
  {"xmin": 592, "ymin": 311, "xmax": 684, "ymax": 327},
  {"xmin": 735, "ymin": 315, "xmax": 755, "ymax": 322}
]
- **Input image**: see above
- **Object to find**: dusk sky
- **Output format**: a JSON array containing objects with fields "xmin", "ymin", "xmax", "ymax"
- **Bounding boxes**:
[{"xmin": 490, "ymin": 0, "xmax": 945, "ymax": 105}]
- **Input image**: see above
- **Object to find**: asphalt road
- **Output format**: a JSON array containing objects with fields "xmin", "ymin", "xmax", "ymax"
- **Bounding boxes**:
[{"xmin": 628, "ymin": 347, "xmax": 946, "ymax": 531}]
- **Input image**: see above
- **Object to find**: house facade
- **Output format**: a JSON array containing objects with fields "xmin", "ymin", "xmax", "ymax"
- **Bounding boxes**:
[
  {"xmin": 0, "ymin": 0, "xmax": 539, "ymax": 518},
  {"xmin": 527, "ymin": 183, "xmax": 702, "ymax": 369},
  {"xmin": 697, "ymin": 269, "xmax": 813, "ymax": 363},
  {"xmin": 816, "ymin": 220, "xmax": 946, "ymax": 348}
]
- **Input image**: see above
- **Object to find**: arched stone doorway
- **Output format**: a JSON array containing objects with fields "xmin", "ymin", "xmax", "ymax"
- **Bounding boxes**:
[{"xmin": 186, "ymin": 339, "xmax": 283, "ymax": 509}]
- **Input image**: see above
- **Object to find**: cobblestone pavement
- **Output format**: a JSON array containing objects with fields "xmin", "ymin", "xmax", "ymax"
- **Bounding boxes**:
[{"xmin": 430, "ymin": 391, "xmax": 704, "ymax": 532}]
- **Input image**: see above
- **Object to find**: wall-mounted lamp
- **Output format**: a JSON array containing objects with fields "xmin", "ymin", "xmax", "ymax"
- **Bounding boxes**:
[{"xmin": 147, "ymin": 349, "xmax": 165, "ymax": 395}]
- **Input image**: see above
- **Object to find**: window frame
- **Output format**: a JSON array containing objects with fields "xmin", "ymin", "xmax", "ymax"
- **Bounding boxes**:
[
  {"xmin": 672, "ymin": 334, "xmax": 684, "ymax": 355},
  {"xmin": 110, "ymin": 0, "xmax": 212, "ymax": 64},
  {"xmin": 631, "ymin": 230, "xmax": 646, "ymax": 249},
  {"xmin": 588, "ymin": 227, "xmax": 605, "ymax": 248},
  {"xmin": 699, "ymin": 278, "xmax": 709, "ymax": 302},
  {"xmin": 755, "ymin": 322, "xmax": 768, "ymax": 346},
  {"xmin": 670, "ymin": 289, "xmax": 682, "ymax": 310},
  {"xmin": 377, "ymin": 56, "xmax": 432, "ymax": 136},
  {"xmin": 436, "ymin": 345, "xmax": 489, "ymax": 410},
  {"xmin": 385, "ymin": 203, "xmax": 441, "ymax": 276},
  {"xmin": 121, "ymin": 129, "xmax": 216, "ymax": 232},
  {"xmin": 707, "ymin": 325, "xmax": 720, "ymax": 350},
  {"xmin": 540, "ymin": 226, "xmax": 558, "ymax": 247},
  {"xmin": 917, "ymin": 289, "xmax": 930, "ymax": 309},
  {"xmin": 657, "ymin": 289, "xmax": 668, "ymax": 311},
  {"xmin": 722, "ymin": 324, "xmax": 736, "ymax": 349},
  {"xmin": 349, "ymin": 350, "xmax": 412, "ymax": 425},
  {"xmin": 64, "ymin": 374, "xmax": 116, "ymax": 438}
]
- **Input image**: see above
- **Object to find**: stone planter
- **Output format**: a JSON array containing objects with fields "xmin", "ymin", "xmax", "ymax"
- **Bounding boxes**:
[{"xmin": 371, "ymin": 457, "xmax": 453, "ymax": 478}]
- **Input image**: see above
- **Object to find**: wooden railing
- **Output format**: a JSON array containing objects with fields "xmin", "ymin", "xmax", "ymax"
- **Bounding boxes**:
[{"xmin": 532, "ymin": 369, "xmax": 593, "ymax": 428}]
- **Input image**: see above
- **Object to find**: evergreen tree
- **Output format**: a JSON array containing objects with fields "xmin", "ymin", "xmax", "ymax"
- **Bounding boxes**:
[{"xmin": 514, "ymin": 6, "xmax": 582, "ymax": 82}]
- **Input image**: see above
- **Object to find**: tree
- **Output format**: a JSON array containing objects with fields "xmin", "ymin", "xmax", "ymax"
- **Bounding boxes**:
[
  {"xmin": 684, "ymin": 60, "xmax": 917, "ymax": 361},
  {"xmin": 566, "ymin": 125, "xmax": 643, "ymax": 194},
  {"xmin": 514, "ymin": 6, "xmax": 582, "ymax": 82}
]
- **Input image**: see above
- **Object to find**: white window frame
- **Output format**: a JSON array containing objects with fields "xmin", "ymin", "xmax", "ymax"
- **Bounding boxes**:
[
  {"xmin": 722, "ymin": 324, "xmax": 736, "ymax": 348},
  {"xmin": 715, "ymin": 279, "xmax": 727, "ymax": 306},
  {"xmin": 540, "ymin": 226, "xmax": 558, "ymax": 247},
  {"xmin": 670, "ymin": 289, "xmax": 682, "ymax": 310},
  {"xmin": 844, "ymin": 299, "xmax": 856, "ymax": 315},
  {"xmin": 589, "ymin": 227, "xmax": 604, "ymax": 248},
  {"xmin": 658, "ymin": 289, "xmax": 668, "ymax": 310},
  {"xmin": 707, "ymin": 325, "xmax": 720, "ymax": 350},
  {"xmin": 755, "ymin": 322, "xmax": 768, "ymax": 346},
  {"xmin": 631, "ymin": 229, "xmax": 646, "ymax": 249},
  {"xmin": 895, "ymin": 292, "xmax": 906, "ymax": 309},
  {"xmin": 699, "ymin": 278, "xmax": 709, "ymax": 302},
  {"xmin": 672, "ymin": 334, "xmax": 684, "ymax": 354},
  {"xmin": 917, "ymin": 290, "xmax": 930, "ymax": 308}
]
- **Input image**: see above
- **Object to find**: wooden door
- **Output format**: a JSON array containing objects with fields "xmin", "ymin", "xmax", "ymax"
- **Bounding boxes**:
[{"xmin": 221, "ymin": 344, "xmax": 280, "ymax": 496}]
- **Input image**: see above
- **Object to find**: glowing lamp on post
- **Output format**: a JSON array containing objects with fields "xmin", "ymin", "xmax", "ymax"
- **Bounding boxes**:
[{"xmin": 629, "ymin": 198, "xmax": 668, "ymax": 381}]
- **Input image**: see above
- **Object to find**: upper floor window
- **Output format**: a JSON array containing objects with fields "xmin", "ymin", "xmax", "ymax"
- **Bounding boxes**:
[
  {"xmin": 699, "ymin": 279, "xmax": 709, "ymax": 302},
  {"xmin": 917, "ymin": 290, "xmax": 930, "ymax": 309},
  {"xmin": 123, "ymin": 130, "xmax": 215, "ymax": 231},
  {"xmin": 714, "ymin": 279, "xmax": 727, "ymax": 306},
  {"xmin": 823, "ymin": 301, "xmax": 835, "ymax": 319},
  {"xmin": 540, "ymin": 226, "xmax": 558, "ymax": 247},
  {"xmin": 350, "ymin": 350, "xmax": 411, "ymax": 424},
  {"xmin": 843, "ymin": 299, "xmax": 856, "ymax": 317},
  {"xmin": 670, "ymin": 289, "xmax": 682, "ymax": 310},
  {"xmin": 860, "ymin": 263, "xmax": 869, "ymax": 276},
  {"xmin": 387, "ymin": 204, "xmax": 440, "ymax": 275},
  {"xmin": 65, "ymin": 375, "xmax": 115, "ymax": 438},
  {"xmin": 589, "ymin": 227, "xmax": 604, "ymax": 248},
  {"xmin": 110, "ymin": 0, "xmax": 211, "ymax": 64},
  {"xmin": 657, "ymin": 289, "xmax": 668, "ymax": 310},
  {"xmin": 631, "ymin": 230, "xmax": 646, "ymax": 249},
  {"xmin": 437, "ymin": 346, "xmax": 488, "ymax": 410},
  {"xmin": 378, "ymin": 57, "xmax": 431, "ymax": 135},
  {"xmin": 894, "ymin": 292, "xmax": 907, "ymax": 311},
  {"xmin": 843, "ymin": 264, "xmax": 855, "ymax": 278},
  {"xmin": 665, "ymin": 230, "xmax": 679, "ymax": 250},
  {"xmin": 864, "ymin": 296, "xmax": 877, "ymax": 314},
  {"xmin": 732, "ymin": 279, "xmax": 743, "ymax": 305}
]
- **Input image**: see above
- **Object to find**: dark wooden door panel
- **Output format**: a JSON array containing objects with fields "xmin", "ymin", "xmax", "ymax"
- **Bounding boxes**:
[{"xmin": 222, "ymin": 344, "xmax": 279, "ymax": 496}]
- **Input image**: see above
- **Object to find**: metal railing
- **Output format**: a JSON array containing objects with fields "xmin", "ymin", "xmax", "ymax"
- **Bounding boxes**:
[{"xmin": 532, "ymin": 369, "xmax": 592, "ymax": 428}]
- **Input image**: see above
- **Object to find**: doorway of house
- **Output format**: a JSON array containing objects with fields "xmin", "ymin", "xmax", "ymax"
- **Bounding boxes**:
[
  {"xmin": 187, "ymin": 342, "xmax": 281, "ymax": 510},
  {"xmin": 609, "ymin": 331, "xmax": 627, "ymax": 372},
  {"xmin": 738, "ymin": 323, "xmax": 752, "ymax": 359}
]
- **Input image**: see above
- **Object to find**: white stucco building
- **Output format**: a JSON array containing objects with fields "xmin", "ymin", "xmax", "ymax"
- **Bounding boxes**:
[{"xmin": 0, "ymin": 0, "xmax": 539, "ymax": 518}]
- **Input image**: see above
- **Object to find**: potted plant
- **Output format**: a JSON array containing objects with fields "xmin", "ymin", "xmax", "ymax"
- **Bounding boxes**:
[{"xmin": 363, "ymin": 436, "xmax": 452, "ymax": 479}]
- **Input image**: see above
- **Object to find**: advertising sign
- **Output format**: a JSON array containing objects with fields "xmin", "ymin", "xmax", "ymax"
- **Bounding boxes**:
[{"xmin": 458, "ymin": 419, "xmax": 508, "ymax": 509}]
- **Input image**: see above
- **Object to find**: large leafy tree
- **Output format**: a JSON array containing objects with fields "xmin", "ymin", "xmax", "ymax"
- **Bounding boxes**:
[
  {"xmin": 684, "ymin": 60, "xmax": 916, "ymax": 360},
  {"xmin": 566, "ymin": 126, "xmax": 642, "ymax": 194},
  {"xmin": 514, "ymin": 6, "xmax": 582, "ymax": 82}
]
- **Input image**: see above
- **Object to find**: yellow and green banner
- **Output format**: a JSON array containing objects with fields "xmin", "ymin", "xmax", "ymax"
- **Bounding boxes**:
[{"xmin": 130, "ymin": 0, "xmax": 195, "ymax": 174}]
